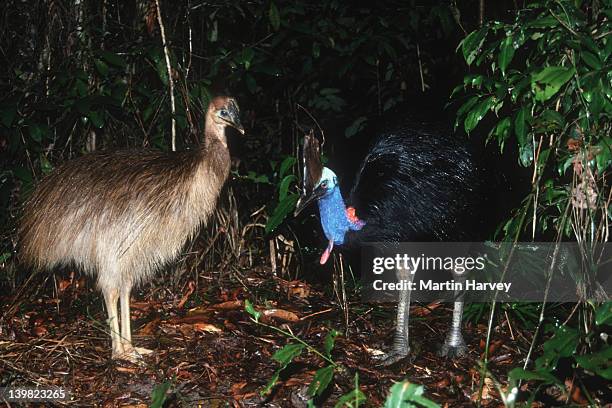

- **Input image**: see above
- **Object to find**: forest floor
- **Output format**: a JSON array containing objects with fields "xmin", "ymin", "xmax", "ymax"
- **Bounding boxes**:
[{"xmin": 0, "ymin": 266, "xmax": 562, "ymax": 407}]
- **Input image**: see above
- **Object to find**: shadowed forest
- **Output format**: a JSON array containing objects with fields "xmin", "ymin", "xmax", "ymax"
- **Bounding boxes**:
[{"xmin": 0, "ymin": 0, "xmax": 611, "ymax": 406}]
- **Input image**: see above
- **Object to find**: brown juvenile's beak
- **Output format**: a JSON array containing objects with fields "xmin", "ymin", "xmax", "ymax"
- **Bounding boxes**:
[{"xmin": 230, "ymin": 116, "xmax": 245, "ymax": 135}]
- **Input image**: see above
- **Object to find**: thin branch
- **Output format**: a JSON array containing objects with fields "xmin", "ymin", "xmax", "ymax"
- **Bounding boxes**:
[{"xmin": 155, "ymin": 0, "xmax": 177, "ymax": 151}]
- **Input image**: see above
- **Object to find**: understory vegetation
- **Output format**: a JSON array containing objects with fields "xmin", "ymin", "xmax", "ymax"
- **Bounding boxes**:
[{"xmin": 0, "ymin": 0, "xmax": 610, "ymax": 406}]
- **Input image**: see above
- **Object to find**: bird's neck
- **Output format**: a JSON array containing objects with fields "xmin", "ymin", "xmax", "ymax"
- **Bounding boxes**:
[
  {"xmin": 204, "ymin": 118, "xmax": 228, "ymax": 149},
  {"xmin": 317, "ymin": 187, "xmax": 364, "ymax": 245}
]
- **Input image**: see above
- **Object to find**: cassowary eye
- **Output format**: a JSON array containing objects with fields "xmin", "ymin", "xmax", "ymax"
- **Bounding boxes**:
[
  {"xmin": 320, "ymin": 181, "xmax": 328, "ymax": 189},
  {"xmin": 219, "ymin": 110, "xmax": 229, "ymax": 118}
]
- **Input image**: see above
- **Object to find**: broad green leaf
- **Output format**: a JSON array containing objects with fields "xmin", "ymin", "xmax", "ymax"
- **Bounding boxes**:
[
  {"xmin": 531, "ymin": 66, "xmax": 575, "ymax": 102},
  {"xmin": 464, "ymin": 96, "xmax": 494, "ymax": 133},
  {"xmin": 101, "ymin": 51, "xmax": 127, "ymax": 67},
  {"xmin": 536, "ymin": 326, "xmax": 579, "ymax": 370},
  {"xmin": 508, "ymin": 368, "xmax": 560, "ymax": 385},
  {"xmin": 493, "ymin": 117, "xmax": 512, "ymax": 141},
  {"xmin": 94, "ymin": 59, "xmax": 109, "ymax": 77},
  {"xmin": 307, "ymin": 365, "xmax": 334, "ymax": 397},
  {"xmin": 595, "ymin": 302, "xmax": 612, "ymax": 325},
  {"xmin": 384, "ymin": 381, "xmax": 439, "ymax": 408},
  {"xmin": 244, "ymin": 299, "xmax": 261, "ymax": 322},
  {"xmin": 272, "ymin": 343, "xmax": 304, "ymax": 365},
  {"xmin": 279, "ymin": 156, "xmax": 297, "ymax": 179},
  {"xmin": 514, "ymin": 106, "xmax": 529, "ymax": 147},
  {"xmin": 265, "ymin": 192, "xmax": 299, "ymax": 234},
  {"xmin": 345, "ymin": 116, "xmax": 367, "ymax": 138},
  {"xmin": 87, "ymin": 111, "xmax": 105, "ymax": 129},
  {"xmin": 460, "ymin": 28, "xmax": 488, "ymax": 65},
  {"xmin": 498, "ymin": 36, "xmax": 515, "ymax": 75},
  {"xmin": 575, "ymin": 346, "xmax": 612, "ymax": 380},
  {"xmin": 269, "ymin": 2, "xmax": 281, "ymax": 31},
  {"xmin": 279, "ymin": 175, "xmax": 296, "ymax": 201},
  {"xmin": 581, "ymin": 51, "xmax": 602, "ymax": 70},
  {"xmin": 29, "ymin": 124, "xmax": 46, "ymax": 142}
]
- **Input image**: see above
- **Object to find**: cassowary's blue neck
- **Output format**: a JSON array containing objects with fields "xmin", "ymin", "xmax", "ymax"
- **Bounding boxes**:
[{"xmin": 317, "ymin": 187, "xmax": 364, "ymax": 246}]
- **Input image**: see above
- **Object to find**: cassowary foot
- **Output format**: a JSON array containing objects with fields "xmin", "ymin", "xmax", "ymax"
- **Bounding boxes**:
[
  {"xmin": 438, "ymin": 338, "xmax": 468, "ymax": 359},
  {"xmin": 114, "ymin": 344, "xmax": 153, "ymax": 363},
  {"xmin": 373, "ymin": 347, "xmax": 411, "ymax": 366}
]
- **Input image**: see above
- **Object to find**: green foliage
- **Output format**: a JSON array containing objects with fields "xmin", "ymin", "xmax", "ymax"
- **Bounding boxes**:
[
  {"xmin": 150, "ymin": 380, "xmax": 172, "ymax": 408},
  {"xmin": 454, "ymin": 0, "xmax": 611, "ymax": 237},
  {"xmin": 383, "ymin": 381, "xmax": 439, "ymax": 408}
]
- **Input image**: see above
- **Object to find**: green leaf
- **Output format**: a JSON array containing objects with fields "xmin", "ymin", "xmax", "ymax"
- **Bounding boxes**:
[
  {"xmin": 460, "ymin": 27, "xmax": 488, "ymax": 65},
  {"xmin": 87, "ymin": 111, "xmax": 105, "ymax": 129},
  {"xmin": 345, "ymin": 116, "xmax": 367, "ymax": 138},
  {"xmin": 269, "ymin": 2, "xmax": 281, "ymax": 31},
  {"xmin": 261, "ymin": 371, "xmax": 280, "ymax": 396},
  {"xmin": 307, "ymin": 365, "xmax": 334, "ymax": 397},
  {"xmin": 384, "ymin": 381, "xmax": 439, "ymax": 408},
  {"xmin": 279, "ymin": 156, "xmax": 296, "ymax": 179},
  {"xmin": 39, "ymin": 154, "xmax": 53, "ymax": 174},
  {"xmin": 581, "ymin": 51, "xmax": 602, "ymax": 70},
  {"xmin": 241, "ymin": 48, "xmax": 255, "ymax": 70},
  {"xmin": 531, "ymin": 66, "xmax": 576, "ymax": 102},
  {"xmin": 101, "ymin": 51, "xmax": 127, "ymax": 67},
  {"xmin": 575, "ymin": 346, "xmax": 612, "ymax": 380},
  {"xmin": 323, "ymin": 329, "xmax": 339, "ymax": 357},
  {"xmin": 28, "ymin": 124, "xmax": 47, "ymax": 142},
  {"xmin": 536, "ymin": 326, "xmax": 579, "ymax": 370},
  {"xmin": 508, "ymin": 368, "xmax": 560, "ymax": 385},
  {"xmin": 334, "ymin": 387, "xmax": 367, "ymax": 408},
  {"xmin": 0, "ymin": 252, "xmax": 11, "ymax": 263},
  {"xmin": 279, "ymin": 175, "xmax": 296, "ymax": 201},
  {"xmin": 595, "ymin": 302, "xmax": 612, "ymax": 325},
  {"xmin": 150, "ymin": 381, "xmax": 171, "ymax": 408},
  {"xmin": 498, "ymin": 36, "xmax": 515, "ymax": 76},
  {"xmin": 94, "ymin": 59, "xmax": 109, "ymax": 77},
  {"xmin": 514, "ymin": 106, "xmax": 529, "ymax": 147},
  {"xmin": 273, "ymin": 343, "xmax": 304, "ymax": 365},
  {"xmin": 244, "ymin": 299, "xmax": 261, "ymax": 322},
  {"xmin": 265, "ymin": 193, "xmax": 299, "ymax": 234},
  {"xmin": 464, "ymin": 96, "xmax": 494, "ymax": 133},
  {"xmin": 493, "ymin": 117, "xmax": 512, "ymax": 142}
]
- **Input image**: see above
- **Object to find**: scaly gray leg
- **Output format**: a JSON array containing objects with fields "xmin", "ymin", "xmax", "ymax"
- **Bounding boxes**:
[
  {"xmin": 438, "ymin": 267, "xmax": 468, "ymax": 358},
  {"xmin": 375, "ymin": 265, "xmax": 413, "ymax": 365}
]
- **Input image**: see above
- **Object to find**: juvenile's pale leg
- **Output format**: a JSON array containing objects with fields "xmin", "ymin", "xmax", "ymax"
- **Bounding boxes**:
[
  {"xmin": 102, "ymin": 287, "xmax": 124, "ymax": 358},
  {"xmin": 375, "ymin": 265, "xmax": 413, "ymax": 365},
  {"xmin": 439, "ymin": 267, "xmax": 468, "ymax": 357},
  {"xmin": 119, "ymin": 284, "xmax": 153, "ymax": 361}
]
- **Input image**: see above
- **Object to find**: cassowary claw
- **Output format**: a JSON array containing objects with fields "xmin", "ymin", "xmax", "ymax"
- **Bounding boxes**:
[{"xmin": 373, "ymin": 347, "xmax": 411, "ymax": 366}]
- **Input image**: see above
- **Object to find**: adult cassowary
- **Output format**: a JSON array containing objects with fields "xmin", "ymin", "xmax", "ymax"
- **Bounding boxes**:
[{"xmin": 294, "ymin": 117, "xmax": 481, "ymax": 365}]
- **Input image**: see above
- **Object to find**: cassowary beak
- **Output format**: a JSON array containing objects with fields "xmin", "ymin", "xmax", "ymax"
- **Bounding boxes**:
[
  {"xmin": 294, "ymin": 185, "xmax": 325, "ymax": 217},
  {"xmin": 230, "ymin": 116, "xmax": 245, "ymax": 135}
]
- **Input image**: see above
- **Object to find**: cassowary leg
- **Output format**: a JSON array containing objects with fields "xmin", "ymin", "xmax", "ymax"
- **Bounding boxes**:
[
  {"xmin": 102, "ymin": 287, "xmax": 123, "ymax": 358},
  {"xmin": 118, "ymin": 284, "xmax": 153, "ymax": 362},
  {"xmin": 375, "ymin": 266, "xmax": 412, "ymax": 365},
  {"xmin": 438, "ymin": 268, "xmax": 468, "ymax": 358}
]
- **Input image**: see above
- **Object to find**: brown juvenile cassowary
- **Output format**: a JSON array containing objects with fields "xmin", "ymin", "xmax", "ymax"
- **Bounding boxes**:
[{"xmin": 19, "ymin": 96, "xmax": 244, "ymax": 362}]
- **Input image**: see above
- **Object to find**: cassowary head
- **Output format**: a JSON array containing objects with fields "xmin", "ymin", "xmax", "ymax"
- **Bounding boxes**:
[
  {"xmin": 294, "ymin": 132, "xmax": 335, "ymax": 216},
  {"xmin": 209, "ymin": 96, "xmax": 245, "ymax": 135}
]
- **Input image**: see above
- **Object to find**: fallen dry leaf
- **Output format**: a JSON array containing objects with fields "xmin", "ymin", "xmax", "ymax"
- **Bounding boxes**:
[{"xmin": 262, "ymin": 308, "xmax": 299, "ymax": 322}]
